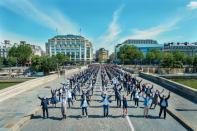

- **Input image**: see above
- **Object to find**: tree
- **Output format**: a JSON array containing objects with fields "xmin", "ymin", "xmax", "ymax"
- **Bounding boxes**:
[
  {"xmin": 146, "ymin": 51, "xmax": 155, "ymax": 64},
  {"xmin": 185, "ymin": 56, "xmax": 193, "ymax": 66},
  {"xmin": 117, "ymin": 45, "xmax": 144, "ymax": 64},
  {"xmin": 162, "ymin": 53, "xmax": 174, "ymax": 68},
  {"xmin": 146, "ymin": 49, "xmax": 163, "ymax": 65},
  {"xmin": 173, "ymin": 50, "xmax": 186, "ymax": 64},
  {"xmin": 193, "ymin": 55, "xmax": 197, "ymax": 72},
  {"xmin": 31, "ymin": 55, "xmax": 42, "ymax": 71},
  {"xmin": 8, "ymin": 46, "xmax": 18, "ymax": 57},
  {"xmin": 8, "ymin": 45, "xmax": 33, "ymax": 66},
  {"xmin": 8, "ymin": 57, "xmax": 17, "ymax": 66},
  {"xmin": 0, "ymin": 57, "xmax": 3, "ymax": 70},
  {"xmin": 40, "ymin": 56, "xmax": 57, "ymax": 75},
  {"xmin": 17, "ymin": 45, "xmax": 33, "ymax": 65},
  {"xmin": 55, "ymin": 53, "xmax": 69, "ymax": 66}
]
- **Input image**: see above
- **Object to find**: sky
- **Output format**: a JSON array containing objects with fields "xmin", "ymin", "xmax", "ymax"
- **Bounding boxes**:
[{"xmin": 0, "ymin": 0, "xmax": 197, "ymax": 53}]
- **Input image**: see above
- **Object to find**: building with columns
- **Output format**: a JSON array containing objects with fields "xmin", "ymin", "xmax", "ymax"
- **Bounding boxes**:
[{"xmin": 45, "ymin": 35, "xmax": 93, "ymax": 63}]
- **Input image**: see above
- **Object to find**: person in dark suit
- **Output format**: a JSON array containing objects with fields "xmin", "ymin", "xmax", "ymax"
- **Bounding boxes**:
[
  {"xmin": 159, "ymin": 91, "xmax": 170, "ymax": 119},
  {"xmin": 80, "ymin": 92, "xmax": 90, "ymax": 118},
  {"xmin": 37, "ymin": 95, "xmax": 50, "ymax": 118}
]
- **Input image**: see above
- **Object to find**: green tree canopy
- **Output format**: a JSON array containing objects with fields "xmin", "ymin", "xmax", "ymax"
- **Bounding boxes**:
[
  {"xmin": 55, "ymin": 53, "xmax": 69, "ymax": 66},
  {"xmin": 0, "ymin": 57, "xmax": 3, "ymax": 70},
  {"xmin": 146, "ymin": 49, "xmax": 163, "ymax": 64},
  {"xmin": 117, "ymin": 45, "xmax": 144, "ymax": 64},
  {"xmin": 172, "ymin": 50, "xmax": 186, "ymax": 63},
  {"xmin": 31, "ymin": 56, "xmax": 57, "ymax": 75},
  {"xmin": 8, "ymin": 45, "xmax": 33, "ymax": 65},
  {"xmin": 193, "ymin": 55, "xmax": 197, "ymax": 67},
  {"xmin": 162, "ymin": 53, "xmax": 174, "ymax": 68},
  {"xmin": 8, "ymin": 57, "xmax": 17, "ymax": 66},
  {"xmin": 31, "ymin": 55, "xmax": 42, "ymax": 71}
]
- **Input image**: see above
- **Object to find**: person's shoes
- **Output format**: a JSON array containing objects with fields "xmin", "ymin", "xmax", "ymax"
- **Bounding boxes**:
[{"xmin": 86, "ymin": 115, "xmax": 88, "ymax": 118}]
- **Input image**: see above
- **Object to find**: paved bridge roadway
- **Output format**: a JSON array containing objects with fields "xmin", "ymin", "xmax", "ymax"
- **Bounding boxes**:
[{"xmin": 20, "ymin": 69, "xmax": 190, "ymax": 131}]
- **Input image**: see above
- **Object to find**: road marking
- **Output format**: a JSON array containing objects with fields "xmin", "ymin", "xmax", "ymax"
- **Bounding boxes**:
[{"xmin": 126, "ymin": 115, "xmax": 135, "ymax": 131}]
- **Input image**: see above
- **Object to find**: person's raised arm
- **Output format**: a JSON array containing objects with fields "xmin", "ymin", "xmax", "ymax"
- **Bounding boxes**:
[
  {"xmin": 151, "ymin": 84, "xmax": 154, "ymax": 90},
  {"xmin": 166, "ymin": 91, "xmax": 170, "ymax": 100},
  {"xmin": 37, "ymin": 95, "xmax": 42, "ymax": 100}
]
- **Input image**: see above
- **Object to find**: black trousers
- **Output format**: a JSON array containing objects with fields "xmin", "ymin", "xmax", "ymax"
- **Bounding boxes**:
[
  {"xmin": 117, "ymin": 98, "xmax": 121, "ymax": 107},
  {"xmin": 134, "ymin": 98, "xmax": 139, "ymax": 106},
  {"xmin": 159, "ymin": 106, "xmax": 167, "ymax": 118},
  {"xmin": 72, "ymin": 93, "xmax": 76, "ymax": 100},
  {"xmin": 68, "ymin": 98, "xmax": 73, "ymax": 108},
  {"xmin": 103, "ymin": 105, "xmax": 109, "ymax": 117},
  {"xmin": 82, "ymin": 107, "xmax": 88, "ymax": 116},
  {"xmin": 42, "ymin": 108, "xmax": 49, "ymax": 118}
]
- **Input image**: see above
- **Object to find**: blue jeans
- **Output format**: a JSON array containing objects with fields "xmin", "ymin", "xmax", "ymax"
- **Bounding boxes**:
[{"xmin": 103, "ymin": 105, "xmax": 109, "ymax": 117}]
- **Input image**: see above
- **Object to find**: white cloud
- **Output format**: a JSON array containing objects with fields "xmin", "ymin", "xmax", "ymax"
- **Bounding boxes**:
[
  {"xmin": 121, "ymin": 17, "xmax": 181, "ymax": 42},
  {"xmin": 0, "ymin": 0, "xmax": 79, "ymax": 34},
  {"xmin": 187, "ymin": 1, "xmax": 197, "ymax": 10},
  {"xmin": 95, "ymin": 5, "xmax": 124, "ymax": 53}
]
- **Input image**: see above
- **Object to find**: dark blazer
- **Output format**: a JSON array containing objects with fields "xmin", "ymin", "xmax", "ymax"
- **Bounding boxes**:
[
  {"xmin": 38, "ymin": 97, "xmax": 50, "ymax": 109},
  {"xmin": 159, "ymin": 94, "xmax": 170, "ymax": 107}
]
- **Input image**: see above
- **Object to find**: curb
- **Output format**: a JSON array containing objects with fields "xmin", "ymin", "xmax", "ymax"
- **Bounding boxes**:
[{"xmin": 166, "ymin": 108, "xmax": 195, "ymax": 131}]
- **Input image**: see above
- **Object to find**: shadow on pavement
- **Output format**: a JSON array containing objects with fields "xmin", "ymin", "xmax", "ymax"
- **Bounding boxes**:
[
  {"xmin": 128, "ymin": 115, "xmax": 160, "ymax": 119},
  {"xmin": 31, "ymin": 115, "xmax": 62, "ymax": 121},
  {"xmin": 176, "ymin": 108, "xmax": 197, "ymax": 111}
]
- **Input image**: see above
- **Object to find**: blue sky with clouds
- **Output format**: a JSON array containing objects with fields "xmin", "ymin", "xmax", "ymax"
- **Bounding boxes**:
[{"xmin": 0, "ymin": 0, "xmax": 197, "ymax": 53}]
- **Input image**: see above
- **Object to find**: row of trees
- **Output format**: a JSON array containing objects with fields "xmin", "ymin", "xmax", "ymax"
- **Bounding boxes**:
[
  {"xmin": 31, "ymin": 54, "xmax": 69, "ymax": 74},
  {"xmin": 117, "ymin": 45, "xmax": 143, "ymax": 64},
  {"xmin": 0, "ymin": 45, "xmax": 70, "ymax": 74},
  {"xmin": 117, "ymin": 45, "xmax": 197, "ymax": 68}
]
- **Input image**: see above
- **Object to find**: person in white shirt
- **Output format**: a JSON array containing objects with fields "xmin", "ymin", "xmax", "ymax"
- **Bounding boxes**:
[
  {"xmin": 67, "ymin": 89, "xmax": 73, "ymax": 108},
  {"xmin": 61, "ymin": 94, "xmax": 67, "ymax": 119}
]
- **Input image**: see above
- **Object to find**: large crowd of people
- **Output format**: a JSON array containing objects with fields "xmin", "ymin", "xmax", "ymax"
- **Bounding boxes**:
[{"xmin": 38, "ymin": 64, "xmax": 170, "ymax": 120}]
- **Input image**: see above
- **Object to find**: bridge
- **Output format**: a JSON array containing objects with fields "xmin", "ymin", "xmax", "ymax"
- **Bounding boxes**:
[{"xmin": 0, "ymin": 65, "xmax": 196, "ymax": 131}]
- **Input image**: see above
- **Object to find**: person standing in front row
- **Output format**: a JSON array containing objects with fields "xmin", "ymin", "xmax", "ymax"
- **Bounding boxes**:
[
  {"xmin": 122, "ymin": 93, "xmax": 131, "ymax": 117},
  {"xmin": 61, "ymin": 93, "xmax": 67, "ymax": 119},
  {"xmin": 143, "ymin": 94, "xmax": 152, "ymax": 118},
  {"xmin": 159, "ymin": 91, "xmax": 170, "ymax": 119},
  {"xmin": 100, "ymin": 93, "xmax": 112, "ymax": 117},
  {"xmin": 38, "ymin": 95, "xmax": 50, "ymax": 119},
  {"xmin": 80, "ymin": 93, "xmax": 90, "ymax": 118}
]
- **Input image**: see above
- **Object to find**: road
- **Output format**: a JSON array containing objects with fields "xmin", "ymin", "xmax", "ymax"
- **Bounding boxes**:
[{"xmin": 21, "ymin": 69, "xmax": 186, "ymax": 131}]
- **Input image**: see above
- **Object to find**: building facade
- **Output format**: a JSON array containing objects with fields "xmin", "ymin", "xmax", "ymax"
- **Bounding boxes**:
[
  {"xmin": 96, "ymin": 48, "xmax": 109, "ymax": 62},
  {"xmin": 45, "ymin": 35, "xmax": 93, "ymax": 63},
  {"xmin": 0, "ymin": 40, "xmax": 12, "ymax": 58},
  {"xmin": 115, "ymin": 39, "xmax": 163, "ymax": 62},
  {"xmin": 164, "ymin": 42, "xmax": 197, "ymax": 56}
]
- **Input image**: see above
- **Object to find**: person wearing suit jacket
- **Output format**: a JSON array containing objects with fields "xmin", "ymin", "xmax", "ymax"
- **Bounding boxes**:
[
  {"xmin": 159, "ymin": 91, "xmax": 170, "ymax": 119},
  {"xmin": 38, "ymin": 95, "xmax": 50, "ymax": 119},
  {"xmin": 80, "ymin": 93, "xmax": 90, "ymax": 118}
]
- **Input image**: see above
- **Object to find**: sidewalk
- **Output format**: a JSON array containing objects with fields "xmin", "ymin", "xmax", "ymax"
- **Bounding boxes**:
[{"xmin": 137, "ymin": 76, "xmax": 197, "ymax": 130}]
